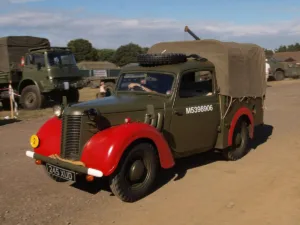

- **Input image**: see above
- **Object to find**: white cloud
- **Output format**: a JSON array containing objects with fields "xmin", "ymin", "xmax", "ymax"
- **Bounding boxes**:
[{"xmin": 0, "ymin": 10, "xmax": 299, "ymax": 50}]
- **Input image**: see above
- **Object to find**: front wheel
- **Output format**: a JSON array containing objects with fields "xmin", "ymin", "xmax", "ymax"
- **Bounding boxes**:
[
  {"xmin": 222, "ymin": 120, "xmax": 250, "ymax": 161},
  {"xmin": 109, "ymin": 142, "xmax": 159, "ymax": 202},
  {"xmin": 20, "ymin": 85, "xmax": 44, "ymax": 110}
]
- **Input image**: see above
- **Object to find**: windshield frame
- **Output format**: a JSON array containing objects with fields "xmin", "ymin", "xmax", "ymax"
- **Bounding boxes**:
[
  {"xmin": 46, "ymin": 51, "xmax": 77, "ymax": 67},
  {"xmin": 115, "ymin": 71, "xmax": 177, "ymax": 98}
]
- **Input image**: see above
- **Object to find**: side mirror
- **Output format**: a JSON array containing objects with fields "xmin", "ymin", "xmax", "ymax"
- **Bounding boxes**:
[{"xmin": 37, "ymin": 62, "xmax": 42, "ymax": 70}]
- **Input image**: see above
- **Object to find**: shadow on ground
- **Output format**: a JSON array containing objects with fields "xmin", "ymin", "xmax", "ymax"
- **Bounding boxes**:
[
  {"xmin": 70, "ymin": 124, "xmax": 274, "ymax": 200},
  {"xmin": 0, "ymin": 118, "xmax": 21, "ymax": 126}
]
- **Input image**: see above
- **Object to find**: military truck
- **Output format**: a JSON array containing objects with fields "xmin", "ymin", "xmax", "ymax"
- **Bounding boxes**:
[
  {"xmin": 267, "ymin": 55, "xmax": 300, "ymax": 81},
  {"xmin": 77, "ymin": 61, "xmax": 121, "ymax": 95},
  {"xmin": 25, "ymin": 31, "xmax": 266, "ymax": 202},
  {"xmin": 0, "ymin": 36, "xmax": 86, "ymax": 110}
]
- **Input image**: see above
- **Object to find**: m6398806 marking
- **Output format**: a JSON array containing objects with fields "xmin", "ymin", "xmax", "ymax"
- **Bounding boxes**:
[{"xmin": 186, "ymin": 105, "xmax": 213, "ymax": 114}]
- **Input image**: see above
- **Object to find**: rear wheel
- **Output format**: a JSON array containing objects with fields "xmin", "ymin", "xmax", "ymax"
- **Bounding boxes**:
[
  {"xmin": 20, "ymin": 85, "xmax": 44, "ymax": 110},
  {"xmin": 223, "ymin": 120, "xmax": 250, "ymax": 161},
  {"xmin": 274, "ymin": 71, "xmax": 284, "ymax": 81},
  {"xmin": 66, "ymin": 88, "xmax": 80, "ymax": 103},
  {"xmin": 109, "ymin": 142, "xmax": 159, "ymax": 202}
]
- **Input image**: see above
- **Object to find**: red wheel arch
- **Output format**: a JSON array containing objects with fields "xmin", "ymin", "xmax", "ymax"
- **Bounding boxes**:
[
  {"xmin": 81, "ymin": 122, "xmax": 175, "ymax": 176},
  {"xmin": 34, "ymin": 116, "xmax": 62, "ymax": 156},
  {"xmin": 227, "ymin": 107, "xmax": 254, "ymax": 146}
]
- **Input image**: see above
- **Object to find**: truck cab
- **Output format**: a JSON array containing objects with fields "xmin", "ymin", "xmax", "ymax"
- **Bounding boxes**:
[{"xmin": 18, "ymin": 47, "xmax": 86, "ymax": 109}]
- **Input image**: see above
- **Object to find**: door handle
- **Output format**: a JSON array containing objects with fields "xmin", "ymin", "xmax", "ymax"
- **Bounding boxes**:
[{"xmin": 174, "ymin": 110, "xmax": 183, "ymax": 116}]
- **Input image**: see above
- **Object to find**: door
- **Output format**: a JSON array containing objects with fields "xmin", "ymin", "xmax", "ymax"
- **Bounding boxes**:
[{"xmin": 169, "ymin": 69, "xmax": 220, "ymax": 153}]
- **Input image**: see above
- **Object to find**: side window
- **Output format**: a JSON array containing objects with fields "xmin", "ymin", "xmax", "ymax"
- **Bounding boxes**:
[
  {"xmin": 30, "ymin": 54, "xmax": 45, "ymax": 67},
  {"xmin": 179, "ymin": 70, "xmax": 213, "ymax": 98}
]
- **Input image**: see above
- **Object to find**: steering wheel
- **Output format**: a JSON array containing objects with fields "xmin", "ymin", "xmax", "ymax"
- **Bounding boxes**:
[{"xmin": 128, "ymin": 85, "xmax": 144, "ymax": 91}]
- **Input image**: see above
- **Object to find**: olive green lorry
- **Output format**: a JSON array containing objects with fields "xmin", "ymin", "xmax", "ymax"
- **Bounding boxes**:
[
  {"xmin": 0, "ymin": 36, "xmax": 86, "ymax": 110},
  {"xmin": 267, "ymin": 55, "xmax": 300, "ymax": 81},
  {"xmin": 26, "ymin": 29, "xmax": 267, "ymax": 203}
]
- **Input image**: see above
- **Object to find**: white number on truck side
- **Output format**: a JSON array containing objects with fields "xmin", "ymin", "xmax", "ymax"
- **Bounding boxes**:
[{"xmin": 186, "ymin": 105, "xmax": 213, "ymax": 114}]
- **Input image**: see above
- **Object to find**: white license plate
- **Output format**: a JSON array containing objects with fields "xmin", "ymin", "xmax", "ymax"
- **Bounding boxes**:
[{"xmin": 46, "ymin": 163, "xmax": 76, "ymax": 181}]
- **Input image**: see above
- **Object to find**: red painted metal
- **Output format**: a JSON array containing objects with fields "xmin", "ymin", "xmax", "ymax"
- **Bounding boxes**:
[
  {"xmin": 81, "ymin": 122, "xmax": 175, "ymax": 176},
  {"xmin": 34, "ymin": 116, "xmax": 62, "ymax": 156},
  {"xmin": 227, "ymin": 107, "xmax": 254, "ymax": 146}
]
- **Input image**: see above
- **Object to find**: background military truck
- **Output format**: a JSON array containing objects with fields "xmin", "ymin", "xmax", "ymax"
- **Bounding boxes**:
[
  {"xmin": 77, "ymin": 61, "xmax": 121, "ymax": 96},
  {"xmin": 266, "ymin": 52, "xmax": 300, "ymax": 81},
  {"xmin": 0, "ymin": 36, "xmax": 86, "ymax": 110},
  {"xmin": 26, "ymin": 28, "xmax": 266, "ymax": 202}
]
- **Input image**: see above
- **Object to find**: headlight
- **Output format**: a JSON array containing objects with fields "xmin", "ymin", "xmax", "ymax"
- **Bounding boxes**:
[
  {"xmin": 53, "ymin": 105, "xmax": 62, "ymax": 117},
  {"xmin": 85, "ymin": 108, "xmax": 98, "ymax": 121}
]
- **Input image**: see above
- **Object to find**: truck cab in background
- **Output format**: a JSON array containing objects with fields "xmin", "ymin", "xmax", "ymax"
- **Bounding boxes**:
[
  {"xmin": 0, "ymin": 36, "xmax": 86, "ymax": 110},
  {"xmin": 19, "ymin": 47, "xmax": 86, "ymax": 109}
]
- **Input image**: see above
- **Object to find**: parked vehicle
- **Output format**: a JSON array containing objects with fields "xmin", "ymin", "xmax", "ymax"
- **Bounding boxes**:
[
  {"xmin": 0, "ymin": 36, "xmax": 86, "ymax": 110},
  {"xmin": 26, "ymin": 28, "xmax": 266, "ymax": 202},
  {"xmin": 267, "ymin": 55, "xmax": 300, "ymax": 81}
]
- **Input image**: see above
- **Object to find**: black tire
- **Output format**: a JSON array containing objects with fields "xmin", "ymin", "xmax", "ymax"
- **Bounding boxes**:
[
  {"xmin": 104, "ymin": 82, "xmax": 115, "ymax": 97},
  {"xmin": 109, "ymin": 142, "xmax": 159, "ymax": 202},
  {"xmin": 66, "ymin": 88, "xmax": 80, "ymax": 103},
  {"xmin": 20, "ymin": 85, "xmax": 44, "ymax": 110},
  {"xmin": 51, "ymin": 92, "xmax": 63, "ymax": 104},
  {"xmin": 1, "ymin": 99, "xmax": 11, "ymax": 110},
  {"xmin": 223, "ymin": 120, "xmax": 250, "ymax": 161},
  {"xmin": 274, "ymin": 71, "xmax": 284, "ymax": 81},
  {"xmin": 137, "ymin": 53, "xmax": 187, "ymax": 67}
]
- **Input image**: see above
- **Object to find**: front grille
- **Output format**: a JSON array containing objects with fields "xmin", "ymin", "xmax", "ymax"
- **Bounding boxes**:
[{"xmin": 60, "ymin": 115, "xmax": 82, "ymax": 160}]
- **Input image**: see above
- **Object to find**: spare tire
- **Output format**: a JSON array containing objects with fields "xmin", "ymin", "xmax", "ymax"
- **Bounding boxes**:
[{"xmin": 137, "ymin": 53, "xmax": 187, "ymax": 66}]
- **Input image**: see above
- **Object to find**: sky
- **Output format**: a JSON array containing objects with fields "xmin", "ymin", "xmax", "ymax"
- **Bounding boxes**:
[{"xmin": 1, "ymin": 0, "xmax": 300, "ymax": 50}]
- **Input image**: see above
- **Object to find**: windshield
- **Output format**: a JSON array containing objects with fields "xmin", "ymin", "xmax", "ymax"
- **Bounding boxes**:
[
  {"xmin": 47, "ymin": 52, "xmax": 77, "ymax": 66},
  {"xmin": 116, "ymin": 72, "xmax": 175, "ymax": 95}
]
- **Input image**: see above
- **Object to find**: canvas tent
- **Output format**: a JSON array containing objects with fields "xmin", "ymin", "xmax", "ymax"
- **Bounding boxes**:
[
  {"xmin": 148, "ymin": 39, "xmax": 266, "ymax": 98},
  {"xmin": 0, "ymin": 36, "xmax": 50, "ymax": 73}
]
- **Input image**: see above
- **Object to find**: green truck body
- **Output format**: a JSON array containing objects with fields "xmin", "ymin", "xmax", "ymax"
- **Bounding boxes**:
[
  {"xmin": 0, "ymin": 36, "xmax": 86, "ymax": 110},
  {"xmin": 267, "ymin": 55, "xmax": 300, "ymax": 81}
]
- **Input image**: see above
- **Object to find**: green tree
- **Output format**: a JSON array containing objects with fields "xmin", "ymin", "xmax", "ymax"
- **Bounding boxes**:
[
  {"xmin": 67, "ymin": 39, "xmax": 99, "ymax": 62},
  {"xmin": 98, "ymin": 49, "xmax": 116, "ymax": 62},
  {"xmin": 264, "ymin": 49, "xmax": 274, "ymax": 59},
  {"xmin": 275, "ymin": 45, "xmax": 287, "ymax": 52},
  {"xmin": 142, "ymin": 47, "xmax": 149, "ymax": 53},
  {"xmin": 113, "ymin": 43, "xmax": 143, "ymax": 67},
  {"xmin": 275, "ymin": 43, "xmax": 300, "ymax": 53}
]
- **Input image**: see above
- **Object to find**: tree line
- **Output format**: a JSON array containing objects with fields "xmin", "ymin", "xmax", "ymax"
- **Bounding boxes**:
[
  {"xmin": 67, "ymin": 38, "xmax": 300, "ymax": 65},
  {"xmin": 67, "ymin": 38, "xmax": 149, "ymax": 67},
  {"xmin": 264, "ymin": 43, "xmax": 300, "ymax": 58}
]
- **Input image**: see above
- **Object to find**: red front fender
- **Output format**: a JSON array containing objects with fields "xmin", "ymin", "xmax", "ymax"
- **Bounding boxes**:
[
  {"xmin": 81, "ymin": 122, "xmax": 175, "ymax": 176},
  {"xmin": 34, "ymin": 116, "xmax": 62, "ymax": 156}
]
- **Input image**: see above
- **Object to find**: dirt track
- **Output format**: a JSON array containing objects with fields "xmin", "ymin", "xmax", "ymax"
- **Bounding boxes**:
[{"xmin": 1, "ymin": 80, "xmax": 300, "ymax": 225}]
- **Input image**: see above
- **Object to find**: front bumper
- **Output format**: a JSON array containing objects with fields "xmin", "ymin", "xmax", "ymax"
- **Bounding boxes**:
[
  {"xmin": 53, "ymin": 79, "xmax": 87, "ymax": 90},
  {"xmin": 26, "ymin": 150, "xmax": 103, "ymax": 177},
  {"xmin": 43, "ymin": 79, "xmax": 87, "ymax": 92}
]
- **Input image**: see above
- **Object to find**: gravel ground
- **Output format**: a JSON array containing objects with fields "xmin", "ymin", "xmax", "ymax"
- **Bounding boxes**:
[{"xmin": 1, "ymin": 80, "xmax": 300, "ymax": 225}]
